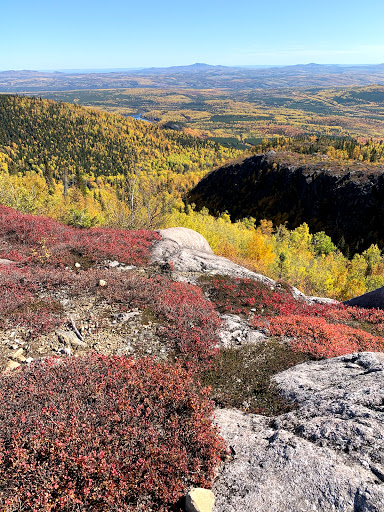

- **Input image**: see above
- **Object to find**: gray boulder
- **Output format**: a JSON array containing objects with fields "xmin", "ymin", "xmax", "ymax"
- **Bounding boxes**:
[
  {"xmin": 0, "ymin": 258, "xmax": 14, "ymax": 265},
  {"xmin": 213, "ymin": 352, "xmax": 384, "ymax": 512},
  {"xmin": 152, "ymin": 228, "xmax": 338, "ymax": 305},
  {"xmin": 152, "ymin": 227, "xmax": 280, "ymax": 286},
  {"xmin": 219, "ymin": 314, "xmax": 267, "ymax": 348}
]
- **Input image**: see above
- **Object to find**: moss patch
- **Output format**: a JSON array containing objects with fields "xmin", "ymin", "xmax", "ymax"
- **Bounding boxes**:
[{"xmin": 202, "ymin": 340, "xmax": 313, "ymax": 415}]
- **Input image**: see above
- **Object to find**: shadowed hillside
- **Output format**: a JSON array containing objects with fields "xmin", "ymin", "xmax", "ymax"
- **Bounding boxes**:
[{"xmin": 188, "ymin": 151, "xmax": 384, "ymax": 254}]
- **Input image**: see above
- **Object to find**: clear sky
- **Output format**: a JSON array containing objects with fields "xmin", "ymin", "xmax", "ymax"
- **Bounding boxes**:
[{"xmin": 1, "ymin": 0, "xmax": 384, "ymax": 70}]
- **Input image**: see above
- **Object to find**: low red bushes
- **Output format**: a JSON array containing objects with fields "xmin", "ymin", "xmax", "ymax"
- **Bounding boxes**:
[
  {"xmin": 0, "ymin": 264, "xmax": 63, "ymax": 336},
  {"xmin": 0, "ymin": 261, "xmax": 221, "ymax": 367},
  {"xmin": 0, "ymin": 205, "xmax": 160, "ymax": 267},
  {"xmin": 147, "ymin": 278, "xmax": 221, "ymax": 369},
  {"xmin": 323, "ymin": 305, "xmax": 384, "ymax": 334},
  {"xmin": 269, "ymin": 315, "xmax": 384, "ymax": 358},
  {"xmin": 201, "ymin": 274, "xmax": 384, "ymax": 359},
  {"xmin": 0, "ymin": 354, "xmax": 225, "ymax": 511},
  {"xmin": 74, "ymin": 271, "xmax": 221, "ymax": 370},
  {"xmin": 199, "ymin": 275, "xmax": 325, "ymax": 318},
  {"xmin": 0, "ymin": 206, "xmax": 163, "ymax": 339}
]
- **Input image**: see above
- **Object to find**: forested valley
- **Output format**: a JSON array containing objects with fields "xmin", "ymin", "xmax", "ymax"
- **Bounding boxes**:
[{"xmin": 1, "ymin": 94, "xmax": 384, "ymax": 300}]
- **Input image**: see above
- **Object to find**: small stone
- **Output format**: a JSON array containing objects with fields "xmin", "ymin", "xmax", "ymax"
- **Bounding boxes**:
[
  {"xmin": 74, "ymin": 262, "xmax": 81, "ymax": 268},
  {"xmin": 108, "ymin": 260, "xmax": 120, "ymax": 268},
  {"xmin": 246, "ymin": 330, "xmax": 267, "ymax": 344},
  {"xmin": 99, "ymin": 279, "xmax": 107, "ymax": 287},
  {"xmin": 13, "ymin": 347, "xmax": 25, "ymax": 360},
  {"xmin": 59, "ymin": 347, "xmax": 72, "ymax": 356},
  {"xmin": 6, "ymin": 360, "xmax": 21, "ymax": 371},
  {"xmin": 25, "ymin": 357, "xmax": 34, "ymax": 364},
  {"xmin": 185, "ymin": 488, "xmax": 215, "ymax": 512},
  {"xmin": 115, "ymin": 311, "xmax": 141, "ymax": 322},
  {"xmin": 10, "ymin": 344, "xmax": 19, "ymax": 350},
  {"xmin": 0, "ymin": 258, "xmax": 14, "ymax": 266}
]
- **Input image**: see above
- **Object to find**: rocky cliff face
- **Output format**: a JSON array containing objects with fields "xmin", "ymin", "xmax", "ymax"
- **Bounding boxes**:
[{"xmin": 188, "ymin": 152, "xmax": 384, "ymax": 253}]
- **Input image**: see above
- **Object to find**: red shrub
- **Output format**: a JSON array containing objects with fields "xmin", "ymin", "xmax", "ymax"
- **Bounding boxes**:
[
  {"xmin": 74, "ymin": 271, "xmax": 221, "ymax": 370},
  {"xmin": 200, "ymin": 275, "xmax": 326, "ymax": 318},
  {"xmin": 0, "ymin": 354, "xmax": 225, "ymax": 511},
  {"xmin": 0, "ymin": 205, "xmax": 160, "ymax": 267},
  {"xmin": 0, "ymin": 265, "xmax": 63, "ymax": 336},
  {"xmin": 323, "ymin": 305, "xmax": 384, "ymax": 334},
  {"xmin": 73, "ymin": 227, "xmax": 160, "ymax": 267},
  {"xmin": 269, "ymin": 315, "xmax": 384, "ymax": 358},
  {"xmin": 148, "ymin": 277, "xmax": 221, "ymax": 369},
  {"xmin": 202, "ymin": 275, "xmax": 384, "ymax": 358}
]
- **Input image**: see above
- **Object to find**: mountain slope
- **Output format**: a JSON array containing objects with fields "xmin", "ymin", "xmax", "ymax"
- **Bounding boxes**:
[
  {"xmin": 0, "ymin": 94, "xmax": 240, "ymax": 182},
  {"xmin": 2, "ymin": 63, "xmax": 384, "ymax": 91}
]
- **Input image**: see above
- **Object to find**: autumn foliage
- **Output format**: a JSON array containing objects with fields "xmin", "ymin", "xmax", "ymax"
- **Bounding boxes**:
[
  {"xmin": 200, "ymin": 274, "xmax": 384, "ymax": 359},
  {"xmin": 0, "ymin": 204, "xmax": 159, "ymax": 267},
  {"xmin": 0, "ymin": 207, "xmax": 221, "ymax": 370},
  {"xmin": 1, "ymin": 205, "xmax": 384, "ymax": 509},
  {"xmin": 0, "ymin": 264, "xmax": 63, "ymax": 336},
  {"xmin": 269, "ymin": 315, "xmax": 384, "ymax": 359},
  {"xmin": 0, "ymin": 355, "xmax": 225, "ymax": 511},
  {"xmin": 72, "ymin": 270, "xmax": 221, "ymax": 371}
]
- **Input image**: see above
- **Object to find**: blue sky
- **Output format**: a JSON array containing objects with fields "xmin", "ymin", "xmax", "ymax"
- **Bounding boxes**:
[{"xmin": 1, "ymin": 0, "xmax": 384, "ymax": 70}]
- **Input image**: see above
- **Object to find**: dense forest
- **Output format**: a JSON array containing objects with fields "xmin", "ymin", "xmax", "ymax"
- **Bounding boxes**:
[
  {"xmin": 0, "ymin": 94, "xmax": 242, "ymax": 228},
  {"xmin": 0, "ymin": 95, "xmax": 240, "ymax": 180},
  {"xmin": 252, "ymin": 135, "xmax": 384, "ymax": 163}
]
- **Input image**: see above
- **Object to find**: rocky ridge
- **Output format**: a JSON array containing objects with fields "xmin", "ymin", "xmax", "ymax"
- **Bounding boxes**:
[
  {"xmin": 151, "ymin": 227, "xmax": 336, "ymax": 305},
  {"xmin": 1, "ymin": 224, "xmax": 383, "ymax": 511},
  {"xmin": 152, "ymin": 228, "xmax": 384, "ymax": 511}
]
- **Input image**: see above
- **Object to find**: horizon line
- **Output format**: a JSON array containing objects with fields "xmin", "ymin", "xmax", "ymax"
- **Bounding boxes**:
[{"xmin": 1, "ymin": 62, "xmax": 384, "ymax": 74}]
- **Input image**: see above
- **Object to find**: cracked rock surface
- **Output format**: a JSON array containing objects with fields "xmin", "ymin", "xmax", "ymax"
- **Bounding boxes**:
[
  {"xmin": 218, "ymin": 314, "xmax": 267, "ymax": 348},
  {"xmin": 213, "ymin": 352, "xmax": 384, "ymax": 512}
]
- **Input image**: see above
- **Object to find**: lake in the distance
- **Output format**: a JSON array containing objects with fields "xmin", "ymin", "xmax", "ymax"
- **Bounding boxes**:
[{"xmin": 129, "ymin": 114, "xmax": 152, "ymax": 123}]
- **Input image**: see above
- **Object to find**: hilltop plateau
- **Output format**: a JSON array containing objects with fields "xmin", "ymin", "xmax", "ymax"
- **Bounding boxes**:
[{"xmin": 0, "ymin": 207, "xmax": 384, "ymax": 510}]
